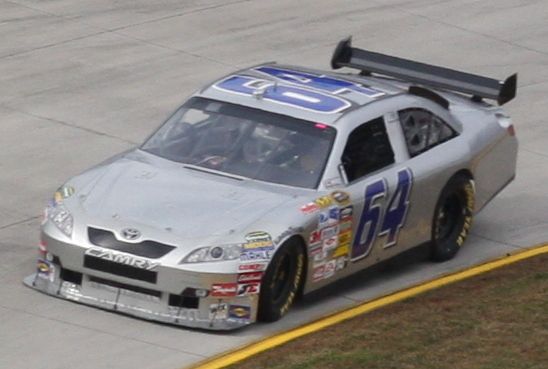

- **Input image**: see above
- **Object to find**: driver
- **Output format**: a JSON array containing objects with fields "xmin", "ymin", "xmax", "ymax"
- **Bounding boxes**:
[{"xmin": 294, "ymin": 139, "xmax": 327, "ymax": 174}]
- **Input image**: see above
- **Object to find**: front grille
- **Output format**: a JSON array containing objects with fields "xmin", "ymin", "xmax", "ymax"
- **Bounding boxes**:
[
  {"xmin": 88, "ymin": 227, "xmax": 176, "ymax": 259},
  {"xmin": 84, "ymin": 255, "xmax": 157, "ymax": 283},
  {"xmin": 89, "ymin": 276, "xmax": 162, "ymax": 298},
  {"xmin": 60, "ymin": 268, "xmax": 83, "ymax": 285},
  {"xmin": 168, "ymin": 294, "xmax": 199, "ymax": 309}
]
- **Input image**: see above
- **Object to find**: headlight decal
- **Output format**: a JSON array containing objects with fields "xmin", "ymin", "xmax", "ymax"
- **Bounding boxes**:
[
  {"xmin": 45, "ymin": 184, "xmax": 76, "ymax": 237},
  {"xmin": 48, "ymin": 202, "xmax": 74, "ymax": 237}
]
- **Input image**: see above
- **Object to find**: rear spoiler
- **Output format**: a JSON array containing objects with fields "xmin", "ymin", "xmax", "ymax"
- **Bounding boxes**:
[{"xmin": 331, "ymin": 36, "xmax": 517, "ymax": 105}]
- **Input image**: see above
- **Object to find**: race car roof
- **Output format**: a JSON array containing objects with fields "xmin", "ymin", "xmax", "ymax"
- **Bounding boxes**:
[{"xmin": 197, "ymin": 63, "xmax": 404, "ymax": 125}]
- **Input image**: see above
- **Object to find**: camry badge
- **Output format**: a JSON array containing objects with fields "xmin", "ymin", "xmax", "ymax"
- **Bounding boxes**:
[{"xmin": 121, "ymin": 228, "xmax": 141, "ymax": 241}]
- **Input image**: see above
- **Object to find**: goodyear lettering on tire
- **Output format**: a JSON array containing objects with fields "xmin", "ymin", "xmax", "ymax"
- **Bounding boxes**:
[
  {"xmin": 280, "ymin": 253, "xmax": 304, "ymax": 316},
  {"xmin": 456, "ymin": 180, "xmax": 475, "ymax": 247}
]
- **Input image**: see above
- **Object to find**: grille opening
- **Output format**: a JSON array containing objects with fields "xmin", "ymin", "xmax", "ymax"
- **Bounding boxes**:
[
  {"xmin": 60, "ymin": 268, "xmax": 83, "ymax": 285},
  {"xmin": 83, "ymin": 255, "xmax": 157, "ymax": 283},
  {"xmin": 88, "ymin": 276, "xmax": 162, "ymax": 298},
  {"xmin": 168, "ymin": 294, "xmax": 199, "ymax": 309},
  {"xmin": 88, "ymin": 227, "xmax": 176, "ymax": 259},
  {"xmin": 52, "ymin": 255, "xmax": 61, "ymax": 265}
]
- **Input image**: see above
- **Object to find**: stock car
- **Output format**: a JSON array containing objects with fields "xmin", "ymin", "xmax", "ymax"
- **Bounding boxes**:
[{"xmin": 24, "ymin": 37, "xmax": 518, "ymax": 330}]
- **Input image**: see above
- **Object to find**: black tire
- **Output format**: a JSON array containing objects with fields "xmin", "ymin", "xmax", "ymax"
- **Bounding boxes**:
[
  {"xmin": 257, "ymin": 238, "xmax": 305, "ymax": 322},
  {"xmin": 430, "ymin": 174, "xmax": 475, "ymax": 262}
]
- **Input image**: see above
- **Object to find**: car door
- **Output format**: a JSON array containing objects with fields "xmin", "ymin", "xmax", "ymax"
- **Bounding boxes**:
[{"xmin": 337, "ymin": 115, "xmax": 415, "ymax": 274}]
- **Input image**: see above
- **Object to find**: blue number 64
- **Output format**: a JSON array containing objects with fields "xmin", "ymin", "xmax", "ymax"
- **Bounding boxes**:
[{"xmin": 352, "ymin": 168, "xmax": 413, "ymax": 261}]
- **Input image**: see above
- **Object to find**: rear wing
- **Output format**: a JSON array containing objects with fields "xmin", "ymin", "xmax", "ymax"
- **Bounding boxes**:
[{"xmin": 331, "ymin": 36, "xmax": 517, "ymax": 105}]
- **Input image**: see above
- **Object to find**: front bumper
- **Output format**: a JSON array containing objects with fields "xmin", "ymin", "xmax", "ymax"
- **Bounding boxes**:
[{"xmin": 24, "ymin": 232, "xmax": 258, "ymax": 331}]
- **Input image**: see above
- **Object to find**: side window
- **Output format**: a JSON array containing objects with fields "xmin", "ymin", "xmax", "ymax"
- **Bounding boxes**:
[
  {"xmin": 398, "ymin": 108, "xmax": 456, "ymax": 157},
  {"xmin": 341, "ymin": 117, "xmax": 395, "ymax": 182}
]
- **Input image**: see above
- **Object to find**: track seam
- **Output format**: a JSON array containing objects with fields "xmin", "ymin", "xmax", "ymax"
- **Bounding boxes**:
[
  {"xmin": 0, "ymin": 216, "xmax": 41, "ymax": 230},
  {"xmin": 1, "ymin": 105, "xmax": 138, "ymax": 145},
  {"xmin": 469, "ymin": 232, "xmax": 525, "ymax": 249}
]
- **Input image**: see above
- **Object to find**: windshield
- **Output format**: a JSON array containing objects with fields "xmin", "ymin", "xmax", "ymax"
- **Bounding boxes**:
[{"xmin": 142, "ymin": 97, "xmax": 336, "ymax": 189}]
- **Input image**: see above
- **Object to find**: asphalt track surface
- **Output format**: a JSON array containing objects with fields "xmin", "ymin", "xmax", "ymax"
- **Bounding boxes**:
[{"xmin": 0, "ymin": 1, "xmax": 547, "ymax": 368}]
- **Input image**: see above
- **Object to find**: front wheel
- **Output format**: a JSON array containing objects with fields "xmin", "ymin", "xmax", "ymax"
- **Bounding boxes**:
[
  {"xmin": 257, "ymin": 239, "xmax": 305, "ymax": 322},
  {"xmin": 430, "ymin": 175, "xmax": 475, "ymax": 262}
]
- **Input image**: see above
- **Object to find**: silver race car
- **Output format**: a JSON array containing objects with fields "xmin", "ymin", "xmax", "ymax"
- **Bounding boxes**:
[{"xmin": 25, "ymin": 37, "xmax": 518, "ymax": 330}]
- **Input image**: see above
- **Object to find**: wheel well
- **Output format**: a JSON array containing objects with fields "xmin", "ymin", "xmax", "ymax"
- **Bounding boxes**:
[
  {"xmin": 436, "ymin": 169, "xmax": 473, "ymax": 210},
  {"xmin": 453, "ymin": 168, "xmax": 473, "ymax": 181}
]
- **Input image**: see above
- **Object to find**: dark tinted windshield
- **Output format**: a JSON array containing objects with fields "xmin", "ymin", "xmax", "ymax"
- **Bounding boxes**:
[{"xmin": 142, "ymin": 97, "xmax": 336, "ymax": 189}]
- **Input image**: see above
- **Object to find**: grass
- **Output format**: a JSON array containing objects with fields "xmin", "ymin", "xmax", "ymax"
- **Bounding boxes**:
[{"xmin": 229, "ymin": 254, "xmax": 548, "ymax": 369}]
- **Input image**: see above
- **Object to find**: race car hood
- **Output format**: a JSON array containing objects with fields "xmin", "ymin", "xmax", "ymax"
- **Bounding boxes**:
[{"xmin": 76, "ymin": 151, "xmax": 295, "ymax": 240}]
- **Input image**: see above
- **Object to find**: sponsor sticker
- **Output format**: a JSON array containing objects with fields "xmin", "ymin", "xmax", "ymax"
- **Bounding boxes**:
[
  {"xmin": 209, "ymin": 303, "xmax": 228, "ymax": 320},
  {"xmin": 243, "ymin": 240, "xmax": 274, "ymax": 250},
  {"xmin": 245, "ymin": 231, "xmax": 270, "ymax": 242},
  {"xmin": 311, "ymin": 247, "xmax": 326, "ymax": 264},
  {"xmin": 336, "ymin": 256, "xmax": 348, "ymax": 271},
  {"xmin": 318, "ymin": 210, "xmax": 330, "ymax": 229},
  {"xmin": 314, "ymin": 195, "xmax": 333, "ymax": 208},
  {"xmin": 228, "ymin": 305, "xmax": 251, "ymax": 320},
  {"xmin": 237, "ymin": 272, "xmax": 263, "ymax": 283},
  {"xmin": 309, "ymin": 230, "xmax": 321, "ymax": 245},
  {"xmin": 319, "ymin": 206, "xmax": 339, "ymax": 230},
  {"xmin": 301, "ymin": 202, "xmax": 320, "ymax": 214},
  {"xmin": 322, "ymin": 236, "xmax": 338, "ymax": 251},
  {"xmin": 324, "ymin": 260, "xmax": 336, "ymax": 279},
  {"xmin": 237, "ymin": 282, "xmax": 261, "ymax": 296},
  {"xmin": 328, "ymin": 206, "xmax": 340, "ymax": 224},
  {"xmin": 333, "ymin": 243, "xmax": 350, "ymax": 258},
  {"xmin": 211, "ymin": 283, "xmax": 237, "ymax": 297},
  {"xmin": 37, "ymin": 259, "xmax": 54, "ymax": 282},
  {"xmin": 324, "ymin": 177, "xmax": 343, "ymax": 189},
  {"xmin": 240, "ymin": 248, "xmax": 273, "ymax": 262},
  {"xmin": 243, "ymin": 231, "xmax": 274, "ymax": 250},
  {"xmin": 339, "ymin": 220, "xmax": 353, "ymax": 233},
  {"xmin": 238, "ymin": 263, "xmax": 267, "ymax": 272},
  {"xmin": 338, "ymin": 230, "xmax": 352, "ymax": 245},
  {"xmin": 331, "ymin": 190, "xmax": 350, "ymax": 204},
  {"xmin": 312, "ymin": 264, "xmax": 325, "ymax": 282},
  {"xmin": 321, "ymin": 225, "xmax": 339, "ymax": 240},
  {"xmin": 340, "ymin": 205, "xmax": 353, "ymax": 220}
]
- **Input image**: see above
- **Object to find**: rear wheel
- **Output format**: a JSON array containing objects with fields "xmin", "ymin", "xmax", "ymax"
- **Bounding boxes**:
[
  {"xmin": 431, "ymin": 175, "xmax": 475, "ymax": 261},
  {"xmin": 258, "ymin": 239, "xmax": 305, "ymax": 322}
]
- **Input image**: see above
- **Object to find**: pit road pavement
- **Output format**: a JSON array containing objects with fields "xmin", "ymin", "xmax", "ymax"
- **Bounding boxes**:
[{"xmin": 1, "ymin": 1, "xmax": 547, "ymax": 368}]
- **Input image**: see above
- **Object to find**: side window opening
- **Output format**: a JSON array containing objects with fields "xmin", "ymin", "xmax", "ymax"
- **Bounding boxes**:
[
  {"xmin": 399, "ymin": 108, "xmax": 456, "ymax": 157},
  {"xmin": 341, "ymin": 117, "xmax": 395, "ymax": 183}
]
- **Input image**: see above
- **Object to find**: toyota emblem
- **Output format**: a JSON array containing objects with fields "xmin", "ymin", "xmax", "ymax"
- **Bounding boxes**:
[{"xmin": 121, "ymin": 228, "xmax": 141, "ymax": 241}]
